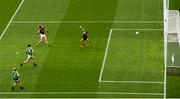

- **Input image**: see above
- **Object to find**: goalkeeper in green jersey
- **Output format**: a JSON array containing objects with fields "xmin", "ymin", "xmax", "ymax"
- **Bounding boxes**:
[
  {"xmin": 11, "ymin": 67, "xmax": 23, "ymax": 90},
  {"xmin": 21, "ymin": 44, "xmax": 37, "ymax": 67}
]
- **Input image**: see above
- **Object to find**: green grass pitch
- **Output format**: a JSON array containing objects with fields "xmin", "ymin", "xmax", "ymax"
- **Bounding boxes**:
[{"xmin": 0, "ymin": 0, "xmax": 179, "ymax": 98}]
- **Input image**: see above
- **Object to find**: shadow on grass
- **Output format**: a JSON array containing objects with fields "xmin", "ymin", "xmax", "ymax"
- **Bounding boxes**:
[{"xmin": 167, "ymin": 67, "xmax": 180, "ymax": 76}]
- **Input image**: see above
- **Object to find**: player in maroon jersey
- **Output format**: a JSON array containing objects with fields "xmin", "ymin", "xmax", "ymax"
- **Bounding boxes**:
[
  {"xmin": 37, "ymin": 25, "xmax": 49, "ymax": 47},
  {"xmin": 80, "ymin": 25, "xmax": 92, "ymax": 48}
]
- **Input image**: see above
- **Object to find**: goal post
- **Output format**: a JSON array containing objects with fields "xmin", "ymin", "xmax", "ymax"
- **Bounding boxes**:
[{"xmin": 163, "ymin": 0, "xmax": 168, "ymax": 98}]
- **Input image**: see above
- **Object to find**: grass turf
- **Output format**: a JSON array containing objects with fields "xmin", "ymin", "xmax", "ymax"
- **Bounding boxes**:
[
  {"xmin": 0, "ymin": 0, "xmax": 173, "ymax": 98},
  {"xmin": 0, "ymin": 0, "xmax": 21, "ymax": 34}
]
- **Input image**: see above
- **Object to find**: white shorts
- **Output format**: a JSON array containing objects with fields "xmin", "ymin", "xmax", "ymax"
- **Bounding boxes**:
[
  {"xmin": 40, "ymin": 34, "xmax": 47, "ymax": 40},
  {"xmin": 27, "ymin": 55, "xmax": 33, "ymax": 60}
]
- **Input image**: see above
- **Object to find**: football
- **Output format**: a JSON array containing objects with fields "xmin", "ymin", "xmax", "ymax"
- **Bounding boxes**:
[{"xmin": 136, "ymin": 31, "xmax": 139, "ymax": 35}]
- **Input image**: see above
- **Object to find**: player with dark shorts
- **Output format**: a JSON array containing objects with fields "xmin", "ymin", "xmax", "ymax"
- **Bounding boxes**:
[
  {"xmin": 80, "ymin": 25, "xmax": 92, "ymax": 48},
  {"xmin": 11, "ymin": 67, "xmax": 23, "ymax": 90},
  {"xmin": 37, "ymin": 25, "xmax": 49, "ymax": 47},
  {"xmin": 82, "ymin": 31, "xmax": 88, "ymax": 40}
]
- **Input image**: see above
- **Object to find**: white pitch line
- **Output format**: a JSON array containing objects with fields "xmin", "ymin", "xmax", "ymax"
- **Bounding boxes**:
[
  {"xmin": 98, "ymin": 29, "xmax": 113, "ymax": 82},
  {"xmin": 0, "ymin": 92, "xmax": 164, "ymax": 96},
  {"xmin": 167, "ymin": 66, "xmax": 180, "ymax": 68},
  {"xmin": 11, "ymin": 20, "xmax": 163, "ymax": 24},
  {"xmin": 100, "ymin": 80, "xmax": 164, "ymax": 84},
  {"xmin": 112, "ymin": 28, "xmax": 164, "ymax": 31},
  {"xmin": 0, "ymin": 0, "xmax": 24, "ymax": 40},
  {"xmin": 166, "ymin": 41, "xmax": 179, "ymax": 42}
]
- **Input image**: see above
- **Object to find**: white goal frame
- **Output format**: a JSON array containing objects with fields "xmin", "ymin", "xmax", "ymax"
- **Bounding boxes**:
[{"xmin": 164, "ymin": 0, "xmax": 180, "ymax": 98}]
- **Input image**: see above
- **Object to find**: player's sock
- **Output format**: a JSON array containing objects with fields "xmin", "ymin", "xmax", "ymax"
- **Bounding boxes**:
[
  {"xmin": 12, "ymin": 86, "xmax": 14, "ymax": 90},
  {"xmin": 20, "ymin": 86, "xmax": 23, "ymax": 90},
  {"xmin": 82, "ymin": 44, "xmax": 85, "ymax": 47},
  {"xmin": 20, "ymin": 63, "xmax": 23, "ymax": 67}
]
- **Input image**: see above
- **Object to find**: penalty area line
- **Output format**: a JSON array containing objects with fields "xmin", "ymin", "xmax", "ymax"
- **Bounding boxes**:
[
  {"xmin": 0, "ymin": 0, "xmax": 24, "ymax": 40},
  {"xmin": 0, "ymin": 92, "xmax": 164, "ymax": 96}
]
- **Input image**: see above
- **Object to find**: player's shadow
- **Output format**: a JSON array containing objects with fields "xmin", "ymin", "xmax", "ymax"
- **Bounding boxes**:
[{"xmin": 167, "ymin": 67, "xmax": 180, "ymax": 76}]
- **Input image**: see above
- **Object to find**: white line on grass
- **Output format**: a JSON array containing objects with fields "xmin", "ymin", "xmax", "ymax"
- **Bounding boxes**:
[
  {"xmin": 100, "ymin": 80, "xmax": 164, "ymax": 84},
  {"xmin": 11, "ymin": 20, "xmax": 163, "ymax": 24},
  {"xmin": 0, "ymin": 92, "xmax": 164, "ymax": 96},
  {"xmin": 0, "ymin": 0, "xmax": 24, "ymax": 40},
  {"xmin": 166, "ymin": 41, "xmax": 179, "ymax": 42},
  {"xmin": 98, "ymin": 29, "xmax": 113, "ymax": 82},
  {"xmin": 112, "ymin": 28, "xmax": 163, "ymax": 31},
  {"xmin": 167, "ymin": 66, "xmax": 180, "ymax": 68}
]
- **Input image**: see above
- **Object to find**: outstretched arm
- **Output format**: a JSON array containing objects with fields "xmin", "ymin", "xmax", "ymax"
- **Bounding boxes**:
[{"xmin": 80, "ymin": 25, "xmax": 85, "ymax": 32}]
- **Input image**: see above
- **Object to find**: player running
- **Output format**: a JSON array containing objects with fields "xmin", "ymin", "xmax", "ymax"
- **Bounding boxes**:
[
  {"xmin": 21, "ymin": 44, "xmax": 37, "ymax": 67},
  {"xmin": 80, "ymin": 25, "xmax": 92, "ymax": 48},
  {"xmin": 11, "ymin": 67, "xmax": 23, "ymax": 90},
  {"xmin": 37, "ymin": 25, "xmax": 49, "ymax": 47}
]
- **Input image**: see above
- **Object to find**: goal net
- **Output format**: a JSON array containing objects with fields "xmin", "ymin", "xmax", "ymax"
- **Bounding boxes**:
[{"xmin": 167, "ymin": 10, "xmax": 180, "ymax": 44}]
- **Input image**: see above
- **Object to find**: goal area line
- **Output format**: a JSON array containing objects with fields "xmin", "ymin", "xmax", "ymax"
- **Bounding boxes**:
[
  {"xmin": 0, "ymin": 92, "xmax": 164, "ymax": 96},
  {"xmin": 11, "ymin": 20, "xmax": 163, "ymax": 24}
]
